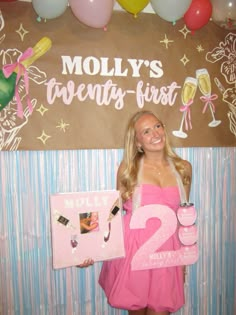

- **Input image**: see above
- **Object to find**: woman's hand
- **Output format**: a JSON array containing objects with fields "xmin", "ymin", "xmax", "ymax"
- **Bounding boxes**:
[{"xmin": 77, "ymin": 259, "xmax": 94, "ymax": 268}]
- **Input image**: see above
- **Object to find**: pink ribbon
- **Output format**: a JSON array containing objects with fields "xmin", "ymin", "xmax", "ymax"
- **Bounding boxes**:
[
  {"xmin": 180, "ymin": 99, "xmax": 193, "ymax": 131},
  {"xmin": 200, "ymin": 94, "xmax": 218, "ymax": 114},
  {"xmin": 3, "ymin": 47, "xmax": 33, "ymax": 118}
]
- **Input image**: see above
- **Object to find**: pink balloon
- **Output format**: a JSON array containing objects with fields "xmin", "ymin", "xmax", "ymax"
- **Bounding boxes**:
[
  {"xmin": 184, "ymin": 0, "xmax": 212, "ymax": 32},
  {"xmin": 69, "ymin": 0, "xmax": 114, "ymax": 29}
]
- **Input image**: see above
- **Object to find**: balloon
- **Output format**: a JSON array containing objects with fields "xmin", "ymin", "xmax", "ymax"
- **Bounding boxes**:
[
  {"xmin": 211, "ymin": 0, "xmax": 236, "ymax": 30},
  {"xmin": 184, "ymin": 0, "xmax": 212, "ymax": 32},
  {"xmin": 69, "ymin": 0, "xmax": 114, "ymax": 29},
  {"xmin": 150, "ymin": 0, "xmax": 191, "ymax": 23},
  {"xmin": 32, "ymin": 0, "xmax": 68, "ymax": 20},
  {"xmin": 117, "ymin": 0, "xmax": 149, "ymax": 17}
]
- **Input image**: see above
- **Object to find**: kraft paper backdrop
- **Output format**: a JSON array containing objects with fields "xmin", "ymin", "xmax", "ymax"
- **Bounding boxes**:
[{"xmin": 0, "ymin": 2, "xmax": 235, "ymax": 151}]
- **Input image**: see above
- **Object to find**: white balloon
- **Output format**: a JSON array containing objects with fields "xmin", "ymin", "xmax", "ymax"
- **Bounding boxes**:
[
  {"xmin": 32, "ymin": 0, "xmax": 68, "ymax": 20},
  {"xmin": 150, "ymin": 0, "xmax": 192, "ymax": 22},
  {"xmin": 211, "ymin": 0, "xmax": 236, "ymax": 30}
]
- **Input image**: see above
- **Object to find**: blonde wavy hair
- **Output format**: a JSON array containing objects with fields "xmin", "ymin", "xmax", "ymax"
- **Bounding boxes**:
[{"xmin": 120, "ymin": 110, "xmax": 190, "ymax": 201}]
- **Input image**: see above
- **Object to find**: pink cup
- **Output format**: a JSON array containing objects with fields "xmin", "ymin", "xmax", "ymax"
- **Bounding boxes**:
[
  {"xmin": 177, "ymin": 203, "xmax": 197, "ymax": 226},
  {"xmin": 178, "ymin": 225, "xmax": 198, "ymax": 245}
]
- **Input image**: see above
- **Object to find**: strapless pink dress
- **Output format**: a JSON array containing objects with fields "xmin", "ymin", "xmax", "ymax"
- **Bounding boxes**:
[{"xmin": 99, "ymin": 184, "xmax": 184, "ymax": 313}]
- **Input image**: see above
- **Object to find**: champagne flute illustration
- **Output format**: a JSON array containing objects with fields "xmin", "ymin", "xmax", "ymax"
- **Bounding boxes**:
[
  {"xmin": 172, "ymin": 77, "xmax": 197, "ymax": 139},
  {"xmin": 196, "ymin": 68, "xmax": 221, "ymax": 127}
]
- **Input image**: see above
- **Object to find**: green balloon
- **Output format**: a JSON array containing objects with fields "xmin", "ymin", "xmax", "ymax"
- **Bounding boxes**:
[{"xmin": 0, "ymin": 70, "xmax": 17, "ymax": 111}]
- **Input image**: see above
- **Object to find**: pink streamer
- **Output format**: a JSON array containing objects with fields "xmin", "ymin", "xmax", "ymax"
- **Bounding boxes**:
[
  {"xmin": 180, "ymin": 99, "xmax": 193, "ymax": 131},
  {"xmin": 3, "ymin": 47, "xmax": 34, "ymax": 119},
  {"xmin": 200, "ymin": 94, "xmax": 218, "ymax": 114}
]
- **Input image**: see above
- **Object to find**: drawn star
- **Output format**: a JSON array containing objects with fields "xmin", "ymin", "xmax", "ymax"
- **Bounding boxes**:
[
  {"xmin": 56, "ymin": 119, "xmax": 70, "ymax": 132},
  {"xmin": 179, "ymin": 25, "xmax": 191, "ymax": 39},
  {"xmin": 160, "ymin": 34, "xmax": 174, "ymax": 49},
  {"xmin": 180, "ymin": 54, "xmax": 190, "ymax": 66},
  {"xmin": 36, "ymin": 104, "xmax": 49, "ymax": 116},
  {"xmin": 15, "ymin": 23, "xmax": 29, "ymax": 41},
  {"xmin": 197, "ymin": 45, "xmax": 204, "ymax": 53},
  {"xmin": 37, "ymin": 130, "xmax": 51, "ymax": 145}
]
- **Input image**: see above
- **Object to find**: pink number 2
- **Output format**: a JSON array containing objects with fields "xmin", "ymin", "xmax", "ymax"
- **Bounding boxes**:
[{"xmin": 129, "ymin": 204, "xmax": 198, "ymax": 271}]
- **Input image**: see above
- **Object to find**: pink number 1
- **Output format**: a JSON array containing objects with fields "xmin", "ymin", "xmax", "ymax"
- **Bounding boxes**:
[{"xmin": 129, "ymin": 204, "xmax": 198, "ymax": 271}]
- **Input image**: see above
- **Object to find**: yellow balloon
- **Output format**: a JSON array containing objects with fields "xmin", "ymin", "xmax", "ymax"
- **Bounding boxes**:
[{"xmin": 117, "ymin": 0, "xmax": 150, "ymax": 17}]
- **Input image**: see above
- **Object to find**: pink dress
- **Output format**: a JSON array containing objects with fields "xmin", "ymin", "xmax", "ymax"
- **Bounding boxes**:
[{"xmin": 99, "ymin": 184, "xmax": 185, "ymax": 313}]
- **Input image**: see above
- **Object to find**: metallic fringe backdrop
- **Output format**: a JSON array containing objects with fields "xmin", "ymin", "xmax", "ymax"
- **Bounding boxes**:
[{"xmin": 0, "ymin": 148, "xmax": 235, "ymax": 315}]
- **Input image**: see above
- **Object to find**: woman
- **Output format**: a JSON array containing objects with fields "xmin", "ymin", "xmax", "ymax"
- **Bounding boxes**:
[{"xmin": 98, "ymin": 110, "xmax": 192, "ymax": 315}]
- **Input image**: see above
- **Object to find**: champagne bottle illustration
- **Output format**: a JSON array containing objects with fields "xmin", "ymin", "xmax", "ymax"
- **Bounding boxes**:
[{"xmin": 0, "ymin": 36, "xmax": 52, "ymax": 112}]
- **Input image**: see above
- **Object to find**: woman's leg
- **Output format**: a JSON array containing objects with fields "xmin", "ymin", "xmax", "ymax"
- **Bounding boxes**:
[
  {"xmin": 146, "ymin": 309, "xmax": 170, "ymax": 315},
  {"xmin": 128, "ymin": 308, "xmax": 147, "ymax": 315}
]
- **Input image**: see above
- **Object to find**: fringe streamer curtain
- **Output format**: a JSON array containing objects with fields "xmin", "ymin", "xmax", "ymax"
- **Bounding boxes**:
[{"xmin": 0, "ymin": 148, "xmax": 235, "ymax": 315}]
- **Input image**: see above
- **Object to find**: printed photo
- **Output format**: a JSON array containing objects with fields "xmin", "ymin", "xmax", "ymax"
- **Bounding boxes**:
[{"xmin": 79, "ymin": 211, "xmax": 99, "ymax": 234}]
